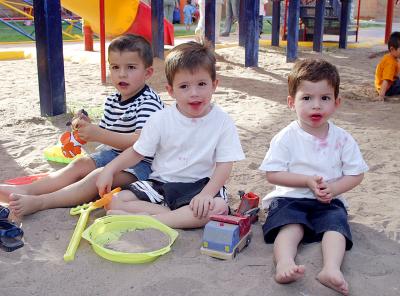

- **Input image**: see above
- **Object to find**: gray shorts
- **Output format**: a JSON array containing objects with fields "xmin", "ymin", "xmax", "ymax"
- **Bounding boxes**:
[{"xmin": 90, "ymin": 149, "xmax": 152, "ymax": 181}]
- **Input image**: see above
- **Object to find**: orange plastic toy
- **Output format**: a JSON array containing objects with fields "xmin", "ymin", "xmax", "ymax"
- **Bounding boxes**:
[{"xmin": 60, "ymin": 130, "xmax": 87, "ymax": 158}]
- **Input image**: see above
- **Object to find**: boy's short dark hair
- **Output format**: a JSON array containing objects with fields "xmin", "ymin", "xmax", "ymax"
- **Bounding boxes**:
[
  {"xmin": 108, "ymin": 34, "xmax": 153, "ymax": 68},
  {"xmin": 288, "ymin": 59, "xmax": 340, "ymax": 99},
  {"xmin": 165, "ymin": 40, "xmax": 216, "ymax": 85},
  {"xmin": 388, "ymin": 31, "xmax": 400, "ymax": 51}
]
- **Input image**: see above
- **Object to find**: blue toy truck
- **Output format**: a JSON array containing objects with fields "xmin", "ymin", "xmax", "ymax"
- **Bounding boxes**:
[{"xmin": 200, "ymin": 214, "xmax": 252, "ymax": 260}]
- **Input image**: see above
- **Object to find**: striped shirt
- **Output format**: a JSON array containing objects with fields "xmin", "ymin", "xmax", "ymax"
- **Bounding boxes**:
[{"xmin": 99, "ymin": 84, "xmax": 164, "ymax": 162}]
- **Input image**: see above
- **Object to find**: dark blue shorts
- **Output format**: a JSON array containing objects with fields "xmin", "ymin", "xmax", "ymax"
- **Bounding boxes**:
[
  {"xmin": 262, "ymin": 198, "xmax": 353, "ymax": 250},
  {"xmin": 386, "ymin": 78, "xmax": 400, "ymax": 96}
]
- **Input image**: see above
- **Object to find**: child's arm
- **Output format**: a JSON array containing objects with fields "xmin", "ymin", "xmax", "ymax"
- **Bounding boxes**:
[
  {"xmin": 96, "ymin": 147, "xmax": 144, "ymax": 196},
  {"xmin": 74, "ymin": 120, "xmax": 140, "ymax": 150},
  {"xmin": 189, "ymin": 162, "xmax": 233, "ymax": 218},
  {"xmin": 377, "ymin": 79, "xmax": 390, "ymax": 100},
  {"xmin": 317, "ymin": 174, "xmax": 364, "ymax": 203}
]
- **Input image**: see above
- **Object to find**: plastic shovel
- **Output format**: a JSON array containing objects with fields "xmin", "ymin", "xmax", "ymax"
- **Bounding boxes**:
[{"xmin": 63, "ymin": 187, "xmax": 121, "ymax": 262}]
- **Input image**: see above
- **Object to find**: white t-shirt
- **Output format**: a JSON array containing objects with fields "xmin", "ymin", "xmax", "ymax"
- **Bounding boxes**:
[
  {"xmin": 134, "ymin": 103, "xmax": 245, "ymax": 183},
  {"xmin": 259, "ymin": 121, "xmax": 368, "ymax": 209}
]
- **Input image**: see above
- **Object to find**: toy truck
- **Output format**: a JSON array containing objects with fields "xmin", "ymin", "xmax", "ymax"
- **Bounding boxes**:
[{"xmin": 200, "ymin": 214, "xmax": 252, "ymax": 260}]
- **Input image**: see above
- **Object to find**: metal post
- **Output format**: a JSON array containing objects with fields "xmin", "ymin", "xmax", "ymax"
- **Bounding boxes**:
[
  {"xmin": 313, "ymin": 0, "xmax": 325, "ymax": 52},
  {"xmin": 287, "ymin": 0, "xmax": 300, "ymax": 62},
  {"xmin": 244, "ymin": 0, "xmax": 259, "ymax": 67},
  {"xmin": 205, "ymin": 0, "xmax": 216, "ymax": 45},
  {"xmin": 384, "ymin": 0, "xmax": 394, "ymax": 44},
  {"xmin": 33, "ymin": 0, "xmax": 66, "ymax": 116},
  {"xmin": 99, "ymin": 0, "xmax": 106, "ymax": 84},
  {"xmin": 339, "ymin": 0, "xmax": 350, "ymax": 49},
  {"xmin": 152, "ymin": 0, "xmax": 164, "ymax": 58},
  {"xmin": 271, "ymin": 0, "xmax": 281, "ymax": 46},
  {"xmin": 239, "ymin": 0, "xmax": 246, "ymax": 46}
]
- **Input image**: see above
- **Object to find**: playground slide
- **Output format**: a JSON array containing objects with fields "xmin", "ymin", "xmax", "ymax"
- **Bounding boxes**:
[{"xmin": 61, "ymin": 0, "xmax": 174, "ymax": 45}]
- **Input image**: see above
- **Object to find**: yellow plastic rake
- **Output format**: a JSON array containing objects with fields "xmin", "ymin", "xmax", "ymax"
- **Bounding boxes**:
[{"xmin": 63, "ymin": 187, "xmax": 121, "ymax": 262}]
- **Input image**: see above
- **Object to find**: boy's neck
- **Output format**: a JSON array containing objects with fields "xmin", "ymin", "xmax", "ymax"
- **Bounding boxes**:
[{"xmin": 120, "ymin": 83, "xmax": 146, "ymax": 101}]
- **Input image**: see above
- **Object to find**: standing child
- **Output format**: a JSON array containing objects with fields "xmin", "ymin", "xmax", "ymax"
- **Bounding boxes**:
[
  {"xmin": 183, "ymin": 0, "xmax": 196, "ymax": 31},
  {"xmin": 375, "ymin": 31, "xmax": 400, "ymax": 101},
  {"xmin": 259, "ymin": 59, "xmax": 368, "ymax": 295},
  {"xmin": 96, "ymin": 40, "xmax": 245, "ymax": 229},
  {"xmin": 0, "ymin": 34, "xmax": 164, "ymax": 218}
]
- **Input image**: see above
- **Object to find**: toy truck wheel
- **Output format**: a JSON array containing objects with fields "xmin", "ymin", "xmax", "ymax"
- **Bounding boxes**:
[
  {"xmin": 245, "ymin": 236, "xmax": 252, "ymax": 247},
  {"xmin": 233, "ymin": 248, "xmax": 238, "ymax": 258}
]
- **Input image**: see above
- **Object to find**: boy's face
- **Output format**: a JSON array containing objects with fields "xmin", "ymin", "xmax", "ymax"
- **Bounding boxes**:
[
  {"xmin": 108, "ymin": 50, "xmax": 153, "ymax": 101},
  {"xmin": 287, "ymin": 79, "xmax": 340, "ymax": 137},
  {"xmin": 166, "ymin": 67, "xmax": 218, "ymax": 118},
  {"xmin": 389, "ymin": 46, "xmax": 400, "ymax": 59}
]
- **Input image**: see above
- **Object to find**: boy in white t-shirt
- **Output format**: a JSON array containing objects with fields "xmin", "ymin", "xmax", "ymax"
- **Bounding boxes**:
[
  {"xmin": 96, "ymin": 40, "xmax": 245, "ymax": 229},
  {"xmin": 259, "ymin": 59, "xmax": 368, "ymax": 295}
]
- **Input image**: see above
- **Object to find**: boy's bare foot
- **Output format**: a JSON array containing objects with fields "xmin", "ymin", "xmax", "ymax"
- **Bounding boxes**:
[
  {"xmin": 0, "ymin": 184, "xmax": 27, "ymax": 202},
  {"xmin": 8, "ymin": 193, "xmax": 44, "ymax": 218},
  {"xmin": 317, "ymin": 268, "xmax": 349, "ymax": 295},
  {"xmin": 275, "ymin": 261, "xmax": 305, "ymax": 284}
]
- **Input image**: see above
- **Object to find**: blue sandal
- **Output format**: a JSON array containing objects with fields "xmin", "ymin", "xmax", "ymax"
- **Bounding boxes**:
[
  {"xmin": 0, "ymin": 205, "xmax": 10, "ymax": 220},
  {"xmin": 0, "ymin": 220, "xmax": 24, "ymax": 252}
]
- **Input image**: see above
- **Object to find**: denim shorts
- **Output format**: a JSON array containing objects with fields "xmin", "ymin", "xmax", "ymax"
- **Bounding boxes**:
[
  {"xmin": 262, "ymin": 197, "xmax": 353, "ymax": 250},
  {"xmin": 90, "ymin": 149, "xmax": 152, "ymax": 181}
]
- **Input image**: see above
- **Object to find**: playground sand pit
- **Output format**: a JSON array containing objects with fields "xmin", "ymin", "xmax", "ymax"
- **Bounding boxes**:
[{"xmin": 0, "ymin": 41, "xmax": 400, "ymax": 296}]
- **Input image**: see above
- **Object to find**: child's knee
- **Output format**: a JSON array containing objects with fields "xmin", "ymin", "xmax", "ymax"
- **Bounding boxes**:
[
  {"xmin": 106, "ymin": 190, "xmax": 137, "ymax": 210},
  {"xmin": 68, "ymin": 156, "xmax": 96, "ymax": 177}
]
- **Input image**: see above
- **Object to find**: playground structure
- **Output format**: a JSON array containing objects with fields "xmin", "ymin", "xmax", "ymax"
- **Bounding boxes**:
[
  {"xmin": 0, "ymin": 0, "xmax": 174, "ymax": 45},
  {"xmin": 282, "ymin": 0, "xmax": 360, "ymax": 42},
  {"xmin": 0, "ymin": 0, "xmax": 398, "ymax": 117}
]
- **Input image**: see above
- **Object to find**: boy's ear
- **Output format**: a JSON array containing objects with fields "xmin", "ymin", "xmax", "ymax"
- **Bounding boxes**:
[
  {"xmin": 335, "ymin": 96, "xmax": 341, "ymax": 107},
  {"xmin": 166, "ymin": 84, "xmax": 174, "ymax": 97},
  {"xmin": 144, "ymin": 66, "xmax": 154, "ymax": 80},
  {"xmin": 212, "ymin": 79, "xmax": 219, "ymax": 90},
  {"xmin": 287, "ymin": 95, "xmax": 295, "ymax": 110}
]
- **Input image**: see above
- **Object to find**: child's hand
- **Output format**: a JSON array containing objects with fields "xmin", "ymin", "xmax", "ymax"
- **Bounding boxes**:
[
  {"xmin": 307, "ymin": 175, "xmax": 332, "ymax": 203},
  {"xmin": 189, "ymin": 193, "xmax": 215, "ymax": 218},
  {"xmin": 71, "ymin": 110, "xmax": 90, "ymax": 129},
  {"xmin": 315, "ymin": 180, "xmax": 334, "ymax": 204},
  {"xmin": 75, "ymin": 120, "xmax": 99, "ymax": 142},
  {"xmin": 96, "ymin": 170, "xmax": 113, "ymax": 197}
]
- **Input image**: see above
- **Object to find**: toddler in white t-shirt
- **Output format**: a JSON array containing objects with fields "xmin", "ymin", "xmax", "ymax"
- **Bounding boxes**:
[{"xmin": 259, "ymin": 59, "xmax": 368, "ymax": 295}]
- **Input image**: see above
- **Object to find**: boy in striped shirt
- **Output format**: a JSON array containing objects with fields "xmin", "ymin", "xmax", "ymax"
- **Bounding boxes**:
[{"xmin": 1, "ymin": 34, "xmax": 164, "ymax": 218}]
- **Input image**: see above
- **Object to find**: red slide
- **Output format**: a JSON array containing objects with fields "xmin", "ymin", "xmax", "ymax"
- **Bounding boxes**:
[{"xmin": 124, "ymin": 2, "xmax": 174, "ymax": 45}]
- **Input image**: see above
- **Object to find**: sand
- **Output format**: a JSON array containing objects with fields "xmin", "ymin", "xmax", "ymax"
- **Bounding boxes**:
[
  {"xmin": 104, "ymin": 228, "xmax": 170, "ymax": 253},
  {"xmin": 0, "ymin": 33, "xmax": 400, "ymax": 295}
]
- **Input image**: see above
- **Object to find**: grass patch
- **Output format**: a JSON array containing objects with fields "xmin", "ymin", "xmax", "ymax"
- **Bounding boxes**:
[{"xmin": 0, "ymin": 21, "xmax": 82, "ymax": 42}]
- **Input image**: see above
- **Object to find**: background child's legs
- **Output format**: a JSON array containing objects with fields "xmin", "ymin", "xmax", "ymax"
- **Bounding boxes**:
[
  {"xmin": 273, "ymin": 224, "xmax": 306, "ymax": 284},
  {"xmin": 317, "ymin": 231, "xmax": 349, "ymax": 295},
  {"xmin": 0, "ymin": 156, "xmax": 96, "ymax": 202}
]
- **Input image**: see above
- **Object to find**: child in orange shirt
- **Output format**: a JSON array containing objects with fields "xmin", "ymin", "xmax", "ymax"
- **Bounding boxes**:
[{"xmin": 374, "ymin": 31, "xmax": 400, "ymax": 101}]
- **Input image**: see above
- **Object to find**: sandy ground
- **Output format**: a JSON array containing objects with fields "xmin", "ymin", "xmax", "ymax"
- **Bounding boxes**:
[{"xmin": 1, "ymin": 30, "xmax": 400, "ymax": 295}]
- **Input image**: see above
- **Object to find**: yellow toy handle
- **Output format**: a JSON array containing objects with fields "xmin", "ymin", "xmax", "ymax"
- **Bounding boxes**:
[{"xmin": 63, "ymin": 208, "xmax": 91, "ymax": 262}]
